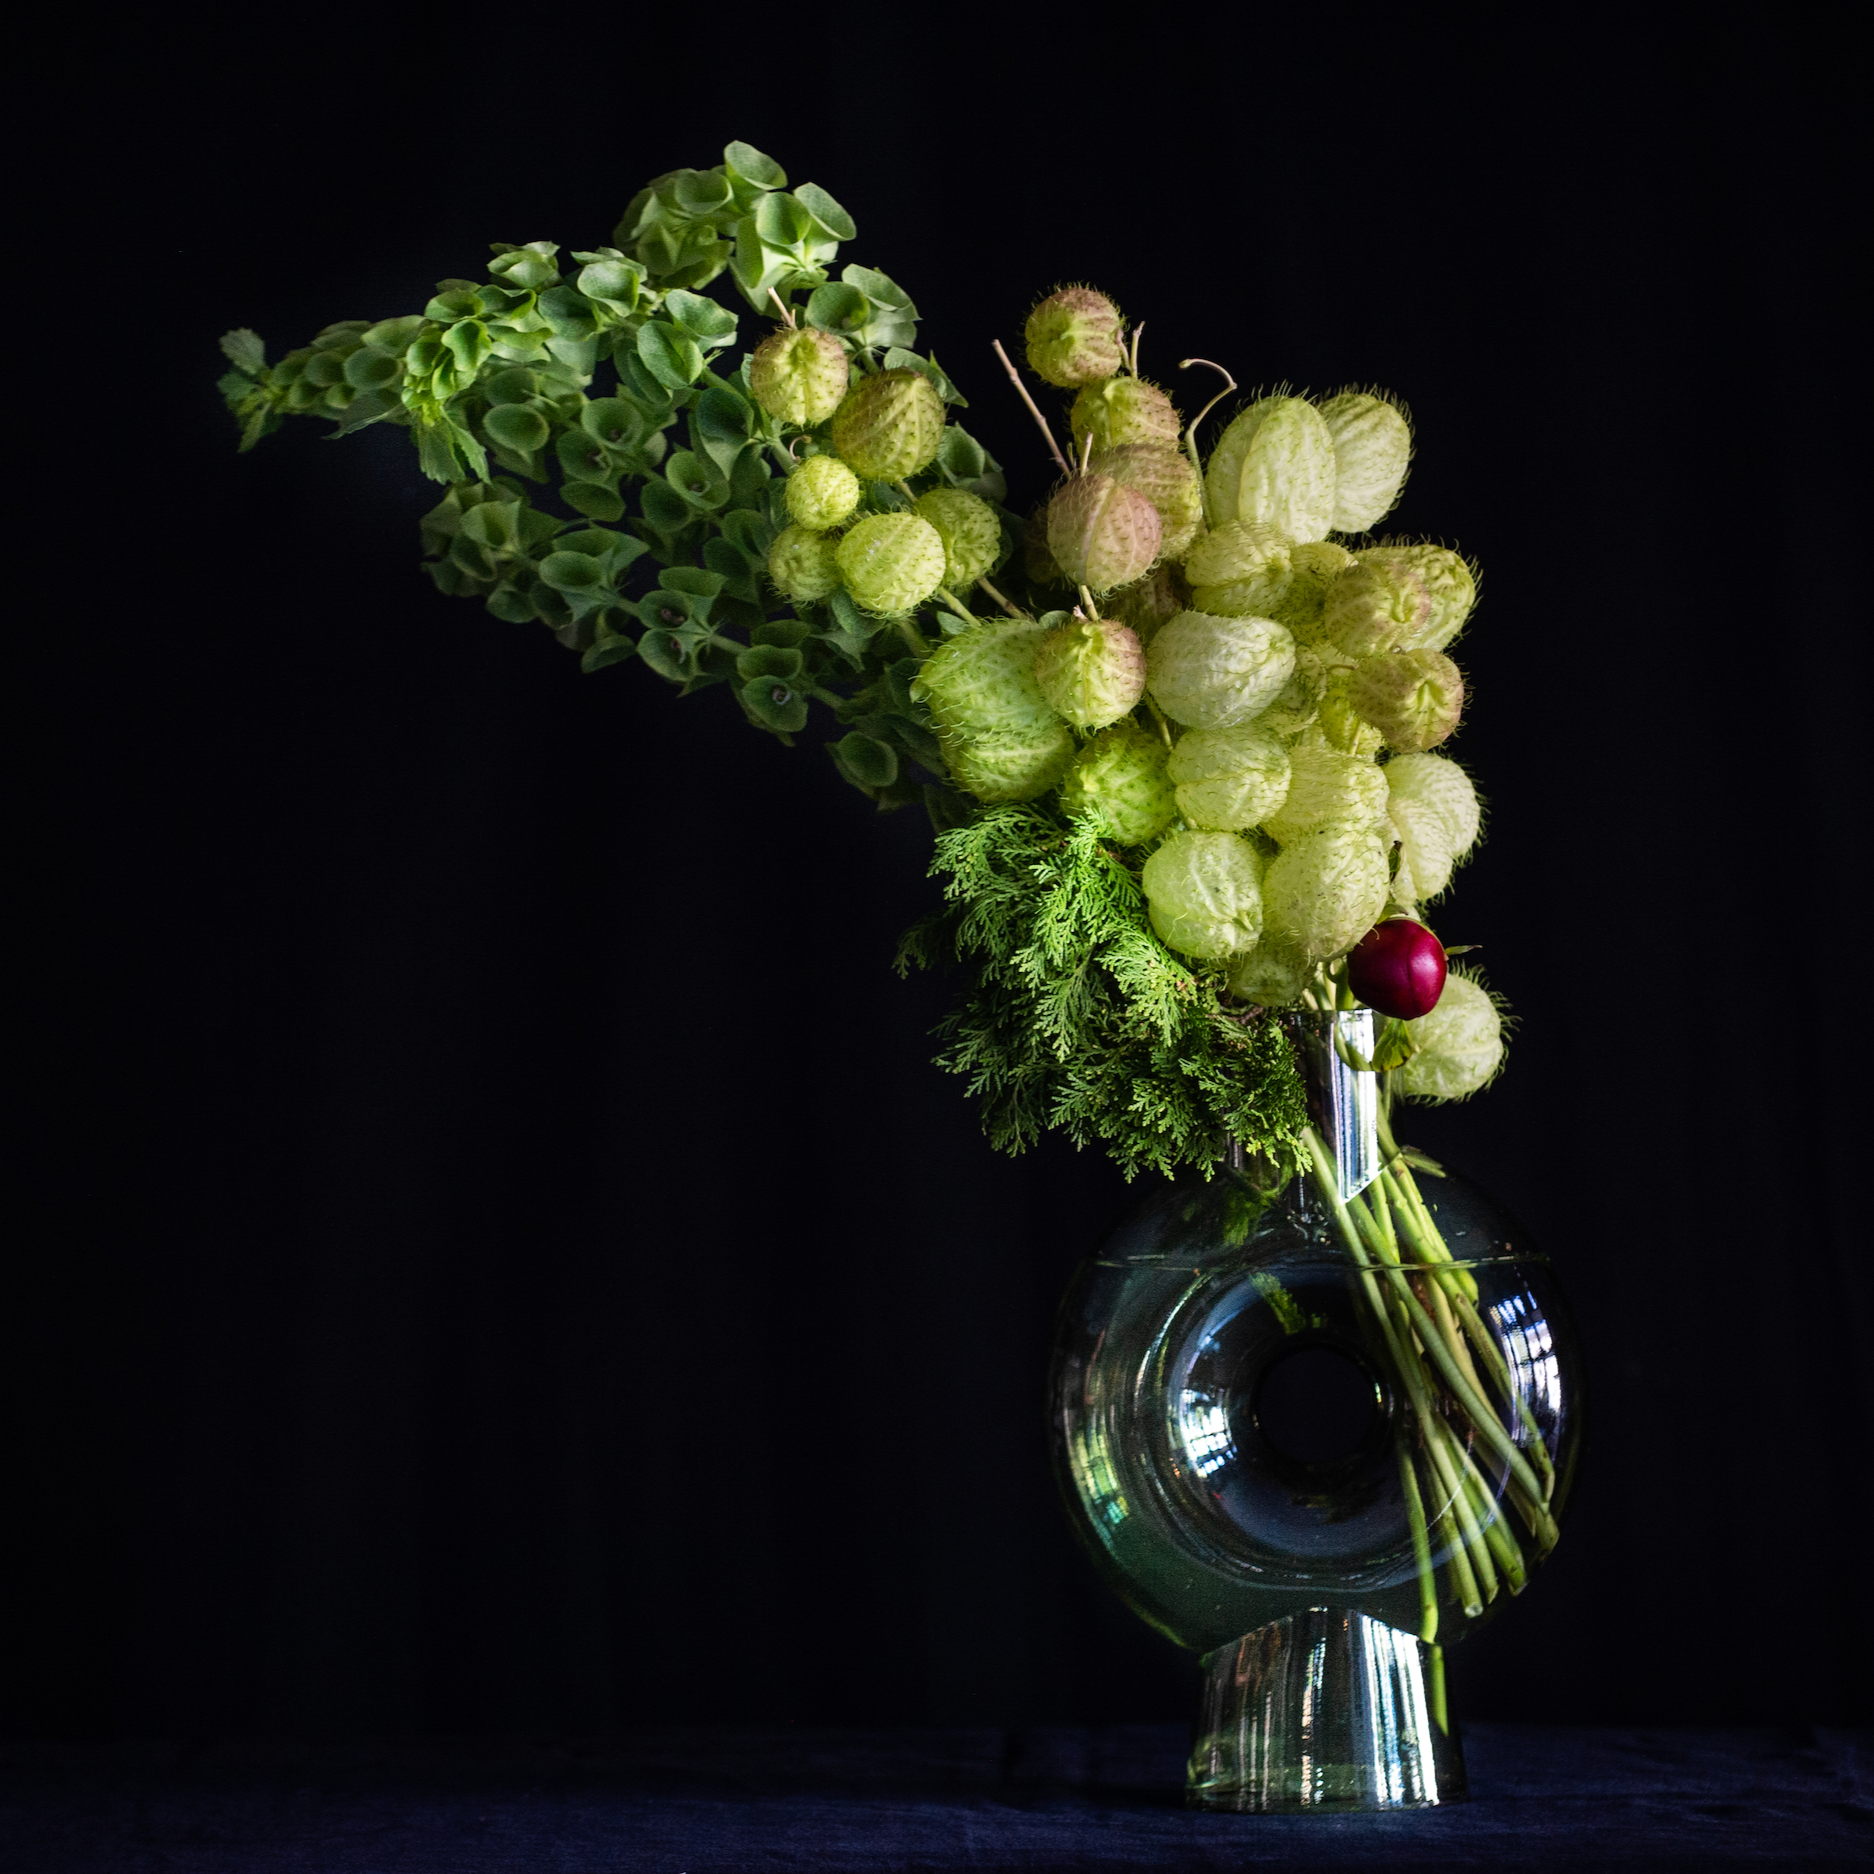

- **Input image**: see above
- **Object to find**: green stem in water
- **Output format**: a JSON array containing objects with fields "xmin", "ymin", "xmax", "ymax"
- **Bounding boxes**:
[
  {"xmin": 1398, "ymin": 1445, "xmax": 1439, "ymax": 1644},
  {"xmin": 1427, "ymin": 1645, "xmax": 1449, "ymax": 1736}
]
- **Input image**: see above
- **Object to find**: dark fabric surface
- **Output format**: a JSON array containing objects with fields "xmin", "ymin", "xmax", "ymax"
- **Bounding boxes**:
[{"xmin": 3, "ymin": 1726, "xmax": 1867, "ymax": 1871}]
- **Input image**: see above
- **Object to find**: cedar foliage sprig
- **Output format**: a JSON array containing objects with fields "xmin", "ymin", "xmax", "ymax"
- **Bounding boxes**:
[{"xmin": 897, "ymin": 807, "xmax": 1308, "ymax": 1179}]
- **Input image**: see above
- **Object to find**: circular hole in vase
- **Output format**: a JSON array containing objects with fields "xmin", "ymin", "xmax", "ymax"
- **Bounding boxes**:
[{"xmin": 1251, "ymin": 1343, "xmax": 1382, "ymax": 1468}]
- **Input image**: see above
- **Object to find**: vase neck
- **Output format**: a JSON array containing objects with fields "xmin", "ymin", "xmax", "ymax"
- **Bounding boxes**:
[{"xmin": 1281, "ymin": 1009, "xmax": 1382, "ymax": 1202}]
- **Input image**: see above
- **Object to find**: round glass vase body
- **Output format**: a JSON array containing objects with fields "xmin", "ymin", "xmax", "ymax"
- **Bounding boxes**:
[{"xmin": 1048, "ymin": 1015, "xmax": 1583, "ymax": 1814}]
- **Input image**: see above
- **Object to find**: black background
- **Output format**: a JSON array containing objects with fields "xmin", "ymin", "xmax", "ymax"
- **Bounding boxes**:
[{"xmin": 12, "ymin": 13, "xmax": 1868, "ymax": 1743}]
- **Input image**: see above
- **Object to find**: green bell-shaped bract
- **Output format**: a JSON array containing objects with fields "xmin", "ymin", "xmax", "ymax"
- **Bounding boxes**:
[
  {"xmin": 1070, "ymin": 377, "xmax": 1180, "ymax": 454},
  {"xmin": 831, "ymin": 368, "xmax": 944, "ymax": 482},
  {"xmin": 1146, "ymin": 611, "xmax": 1296, "ymax": 729},
  {"xmin": 785, "ymin": 454, "xmax": 861, "ymax": 532},
  {"xmin": 1058, "ymin": 719, "xmax": 1177, "ymax": 845},
  {"xmin": 1260, "ymin": 740, "xmax": 1389, "ymax": 846},
  {"xmin": 1205, "ymin": 395, "xmax": 1338, "ymax": 543},
  {"xmin": 1142, "ymin": 829, "xmax": 1264, "ymax": 960},
  {"xmin": 767, "ymin": 524, "xmax": 842, "ymax": 602},
  {"xmin": 1398, "ymin": 972, "xmax": 1504, "ymax": 1100},
  {"xmin": 1024, "ymin": 287, "xmax": 1124, "ymax": 388},
  {"xmin": 1349, "ymin": 649, "xmax": 1465, "ymax": 751},
  {"xmin": 942, "ymin": 721, "xmax": 1077, "ymax": 803},
  {"xmin": 835, "ymin": 513, "xmax": 946, "ymax": 614},
  {"xmin": 1033, "ymin": 615, "xmax": 1146, "ymax": 731},
  {"xmin": 913, "ymin": 487, "xmax": 1002, "ymax": 592},
  {"xmin": 1166, "ymin": 721, "xmax": 1291, "ymax": 831},
  {"xmin": 1318, "ymin": 390, "xmax": 1412, "ymax": 533},
  {"xmin": 750, "ymin": 326, "xmax": 849, "ymax": 427},
  {"xmin": 1262, "ymin": 824, "xmax": 1390, "ymax": 960},
  {"xmin": 913, "ymin": 615, "xmax": 1059, "ymax": 739}
]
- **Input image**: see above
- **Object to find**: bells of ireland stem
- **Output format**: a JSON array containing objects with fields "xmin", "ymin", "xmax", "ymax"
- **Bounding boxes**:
[
  {"xmin": 1024, "ymin": 286, "xmax": 1125, "ymax": 388},
  {"xmin": 1033, "ymin": 615, "xmax": 1146, "ymax": 731},
  {"xmin": 1166, "ymin": 721, "xmax": 1291, "ymax": 832},
  {"xmin": 834, "ymin": 513, "xmax": 946, "ymax": 615},
  {"xmin": 749, "ymin": 326, "xmax": 849, "ymax": 428},
  {"xmin": 1058, "ymin": 719, "xmax": 1176, "ymax": 844},
  {"xmin": 1318, "ymin": 390, "xmax": 1412, "ymax": 532},
  {"xmin": 943, "ymin": 723, "xmax": 1076, "ymax": 803},
  {"xmin": 913, "ymin": 488, "xmax": 1001, "ymax": 593},
  {"xmin": 1146, "ymin": 611, "xmax": 1296, "ymax": 729},
  {"xmin": 1091, "ymin": 445, "xmax": 1202, "ymax": 560},
  {"xmin": 1349, "ymin": 649, "xmax": 1465, "ymax": 751},
  {"xmin": 1262, "ymin": 823, "xmax": 1391, "ymax": 960},
  {"xmin": 1107, "ymin": 563, "xmax": 1190, "ymax": 647},
  {"xmin": 1071, "ymin": 377, "xmax": 1180, "ymax": 453},
  {"xmin": 1142, "ymin": 829, "xmax": 1264, "ymax": 960},
  {"xmin": 1047, "ymin": 474, "xmax": 1163, "ymax": 594},
  {"xmin": 767, "ymin": 523, "xmax": 842, "ymax": 603},
  {"xmin": 1204, "ymin": 395, "xmax": 1338, "ymax": 543},
  {"xmin": 1356, "ymin": 545, "xmax": 1477, "ymax": 651},
  {"xmin": 1322, "ymin": 558, "xmax": 1431, "ymax": 656},
  {"xmin": 785, "ymin": 454, "xmax": 861, "ymax": 532},
  {"xmin": 830, "ymin": 368, "xmax": 945, "ymax": 483},
  {"xmin": 1227, "ymin": 932, "xmax": 1314, "ymax": 1008},
  {"xmin": 1259, "ymin": 740, "xmax": 1389, "ymax": 845},
  {"xmin": 912, "ymin": 615, "xmax": 1061, "ymax": 740},
  {"xmin": 1397, "ymin": 971, "xmax": 1504, "ymax": 1100},
  {"xmin": 1184, "ymin": 520, "xmax": 1294, "ymax": 619}
]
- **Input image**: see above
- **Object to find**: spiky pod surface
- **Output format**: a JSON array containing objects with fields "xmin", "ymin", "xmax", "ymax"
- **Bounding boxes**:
[
  {"xmin": 749, "ymin": 326, "xmax": 849, "ymax": 427},
  {"xmin": 1256, "ymin": 647, "xmax": 1327, "ymax": 738},
  {"xmin": 1071, "ymin": 377, "xmax": 1180, "ymax": 453},
  {"xmin": 1262, "ymin": 825, "xmax": 1391, "ymax": 959},
  {"xmin": 913, "ymin": 488, "xmax": 1002, "ymax": 592},
  {"xmin": 1090, "ymin": 445, "xmax": 1202, "ymax": 560},
  {"xmin": 1318, "ymin": 390, "xmax": 1412, "ymax": 532},
  {"xmin": 1205, "ymin": 395, "xmax": 1339, "ymax": 543},
  {"xmin": 913, "ymin": 615, "xmax": 1061, "ymax": 739},
  {"xmin": 785, "ymin": 454, "xmax": 861, "ymax": 532},
  {"xmin": 943, "ymin": 723, "xmax": 1077, "ymax": 803},
  {"xmin": 1260, "ymin": 741, "xmax": 1389, "ymax": 846},
  {"xmin": 1146, "ymin": 611, "xmax": 1296, "ymax": 728},
  {"xmin": 1165, "ymin": 721, "xmax": 1291, "ymax": 831},
  {"xmin": 1398, "ymin": 971, "xmax": 1504, "ymax": 1100},
  {"xmin": 1185, "ymin": 520, "xmax": 1294, "ymax": 619},
  {"xmin": 830, "ymin": 369, "xmax": 945, "ymax": 482},
  {"xmin": 1142, "ymin": 829, "xmax": 1264, "ymax": 960},
  {"xmin": 768, "ymin": 524, "xmax": 843, "ymax": 602},
  {"xmin": 1058, "ymin": 720, "xmax": 1177, "ymax": 844},
  {"xmin": 1349, "ymin": 648, "xmax": 1465, "ymax": 751},
  {"xmin": 1228, "ymin": 934, "xmax": 1314, "ymax": 1008},
  {"xmin": 1323, "ymin": 559, "xmax": 1431, "ymax": 656},
  {"xmin": 1024, "ymin": 287, "xmax": 1124, "ymax": 388},
  {"xmin": 834, "ymin": 513, "xmax": 946, "ymax": 614},
  {"xmin": 1047, "ymin": 474, "xmax": 1163, "ymax": 593},
  {"xmin": 1106, "ymin": 563, "xmax": 1189, "ymax": 647},
  {"xmin": 1356, "ymin": 545, "xmax": 1477, "ymax": 650},
  {"xmin": 1384, "ymin": 751, "xmax": 1482, "ymax": 904},
  {"xmin": 1033, "ymin": 616, "xmax": 1146, "ymax": 731}
]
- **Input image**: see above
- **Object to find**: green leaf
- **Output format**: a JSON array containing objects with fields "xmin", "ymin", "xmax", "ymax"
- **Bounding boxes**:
[
  {"xmin": 488, "ymin": 242, "xmax": 561, "ymax": 291},
  {"xmin": 675, "ymin": 169, "xmax": 734, "ymax": 216},
  {"xmin": 219, "ymin": 328, "xmax": 266, "ymax": 373},
  {"xmin": 562, "ymin": 482, "xmax": 625, "ymax": 521},
  {"xmin": 831, "ymin": 731, "xmax": 898, "ymax": 790},
  {"xmin": 665, "ymin": 448, "xmax": 727, "ymax": 510},
  {"xmin": 362, "ymin": 315, "xmax": 426, "ymax": 355},
  {"xmin": 327, "ymin": 390, "xmax": 400, "ymax": 436},
  {"xmin": 536, "ymin": 285, "xmax": 596, "ymax": 339},
  {"xmin": 662, "ymin": 566, "xmax": 726, "ymax": 598},
  {"xmin": 484, "ymin": 404, "xmax": 549, "ymax": 452},
  {"xmin": 576, "ymin": 258, "xmax": 644, "ymax": 313},
  {"xmin": 637, "ymin": 320, "xmax": 705, "ymax": 390},
  {"xmin": 826, "ymin": 587, "xmax": 878, "ymax": 642},
  {"xmin": 736, "ymin": 644, "xmax": 804, "ymax": 681},
  {"xmin": 638, "ymin": 479, "xmax": 693, "ymax": 533},
  {"xmin": 539, "ymin": 550, "xmax": 607, "ymax": 592},
  {"xmin": 341, "ymin": 348, "xmax": 401, "ymax": 391},
  {"xmin": 883, "ymin": 348, "xmax": 967, "ymax": 407},
  {"xmin": 754, "ymin": 192, "xmax": 812, "ymax": 248},
  {"xmin": 718, "ymin": 507, "xmax": 776, "ymax": 560},
  {"xmin": 638, "ymin": 628, "xmax": 688, "ymax": 681},
  {"xmin": 663, "ymin": 290, "xmax": 739, "ymax": 349},
  {"xmin": 691, "ymin": 386, "xmax": 751, "ymax": 475},
  {"xmin": 935, "ymin": 425, "xmax": 988, "ymax": 482},
  {"xmin": 723, "ymin": 141, "xmax": 787, "ymax": 189},
  {"xmin": 426, "ymin": 288, "xmax": 484, "ymax": 322},
  {"xmin": 794, "ymin": 183, "xmax": 856, "ymax": 242},
  {"xmin": 581, "ymin": 634, "xmax": 638, "ymax": 673},
  {"xmin": 840, "ymin": 265, "xmax": 918, "ymax": 348},
  {"xmin": 742, "ymin": 674, "xmax": 810, "ymax": 733},
  {"xmin": 806, "ymin": 282, "xmax": 869, "ymax": 334},
  {"xmin": 442, "ymin": 319, "xmax": 493, "ymax": 377}
]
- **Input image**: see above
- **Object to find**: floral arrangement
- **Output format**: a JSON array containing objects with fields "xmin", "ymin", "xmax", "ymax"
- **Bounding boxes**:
[{"xmin": 217, "ymin": 138, "xmax": 1506, "ymax": 1185}]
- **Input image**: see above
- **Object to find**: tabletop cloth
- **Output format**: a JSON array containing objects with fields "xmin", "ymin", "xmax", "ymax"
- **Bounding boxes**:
[{"xmin": 3, "ymin": 1723, "xmax": 1868, "ymax": 1871}]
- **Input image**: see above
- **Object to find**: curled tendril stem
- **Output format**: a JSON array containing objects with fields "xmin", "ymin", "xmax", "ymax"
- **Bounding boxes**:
[{"xmin": 1178, "ymin": 357, "xmax": 1239, "ymax": 526}]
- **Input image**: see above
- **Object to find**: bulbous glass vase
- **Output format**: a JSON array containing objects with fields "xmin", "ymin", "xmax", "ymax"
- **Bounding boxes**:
[{"xmin": 1049, "ymin": 1011, "xmax": 1583, "ymax": 1813}]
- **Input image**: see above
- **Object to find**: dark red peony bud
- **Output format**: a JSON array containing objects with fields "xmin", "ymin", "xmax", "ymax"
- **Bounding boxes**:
[{"xmin": 1348, "ymin": 917, "xmax": 1447, "ymax": 1019}]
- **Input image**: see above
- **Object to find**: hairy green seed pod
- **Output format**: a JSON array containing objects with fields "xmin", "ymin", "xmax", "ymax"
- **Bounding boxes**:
[
  {"xmin": 1204, "ymin": 395, "xmax": 1338, "ymax": 543},
  {"xmin": 1349, "ymin": 649, "xmax": 1465, "ymax": 751},
  {"xmin": 1146, "ymin": 611, "xmax": 1296, "ymax": 729},
  {"xmin": 1186, "ymin": 520, "xmax": 1295, "ymax": 619},
  {"xmin": 1047, "ymin": 474, "xmax": 1163, "ymax": 594},
  {"xmin": 1165, "ymin": 721, "xmax": 1291, "ymax": 830},
  {"xmin": 1262, "ymin": 825, "xmax": 1391, "ymax": 960},
  {"xmin": 1383, "ymin": 750, "xmax": 1480, "ymax": 855},
  {"xmin": 1318, "ymin": 390, "xmax": 1412, "ymax": 532},
  {"xmin": 1255, "ymin": 646, "xmax": 1327, "ymax": 738},
  {"xmin": 1091, "ymin": 445, "xmax": 1202, "ymax": 560},
  {"xmin": 785, "ymin": 454, "xmax": 861, "ymax": 532},
  {"xmin": 912, "ymin": 615, "xmax": 1059, "ymax": 739},
  {"xmin": 749, "ymin": 327, "xmax": 849, "ymax": 428},
  {"xmin": 1356, "ymin": 545, "xmax": 1477, "ymax": 651},
  {"xmin": 913, "ymin": 487, "xmax": 1002, "ymax": 592},
  {"xmin": 1227, "ymin": 933, "xmax": 1313, "ymax": 1008},
  {"xmin": 942, "ymin": 722, "xmax": 1077, "ymax": 803},
  {"xmin": 834, "ymin": 513, "xmax": 946, "ymax": 615},
  {"xmin": 767, "ymin": 523, "xmax": 842, "ymax": 603},
  {"xmin": 1024, "ymin": 286, "xmax": 1124, "ymax": 389},
  {"xmin": 830, "ymin": 369, "xmax": 945, "ymax": 482},
  {"xmin": 1276, "ymin": 540, "xmax": 1358, "ymax": 641},
  {"xmin": 1322, "ymin": 558, "xmax": 1432, "ymax": 656},
  {"xmin": 1057, "ymin": 719, "xmax": 1177, "ymax": 844},
  {"xmin": 1260, "ymin": 741, "xmax": 1389, "ymax": 845},
  {"xmin": 1142, "ymin": 829, "xmax": 1264, "ymax": 960},
  {"xmin": 1318, "ymin": 662, "xmax": 1385, "ymax": 758},
  {"xmin": 1398, "ymin": 972, "xmax": 1504, "ymax": 1101},
  {"xmin": 1033, "ymin": 615, "xmax": 1146, "ymax": 731},
  {"xmin": 1106, "ymin": 562, "xmax": 1190, "ymax": 647},
  {"xmin": 1387, "ymin": 794, "xmax": 1457, "ymax": 905},
  {"xmin": 1070, "ymin": 377, "xmax": 1180, "ymax": 453}
]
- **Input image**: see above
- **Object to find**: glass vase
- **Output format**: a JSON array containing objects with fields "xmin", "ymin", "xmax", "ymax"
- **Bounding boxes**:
[{"xmin": 1048, "ymin": 1009, "xmax": 1583, "ymax": 1812}]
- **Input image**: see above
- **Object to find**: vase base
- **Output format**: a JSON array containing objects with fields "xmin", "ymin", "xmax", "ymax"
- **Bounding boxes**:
[{"xmin": 1186, "ymin": 1607, "xmax": 1467, "ymax": 1813}]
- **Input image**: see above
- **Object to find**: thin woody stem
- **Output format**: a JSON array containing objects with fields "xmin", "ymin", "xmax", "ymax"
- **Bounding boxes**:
[
  {"xmin": 766, "ymin": 287, "xmax": 797, "ymax": 329},
  {"xmin": 990, "ymin": 339, "xmax": 1070, "ymax": 476},
  {"xmin": 976, "ymin": 577, "xmax": 1027, "ymax": 619}
]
